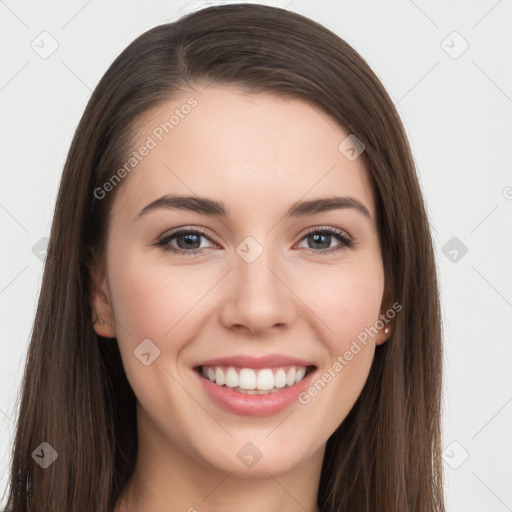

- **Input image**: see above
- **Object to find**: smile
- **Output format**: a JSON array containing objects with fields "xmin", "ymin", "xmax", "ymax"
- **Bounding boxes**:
[
  {"xmin": 192, "ymin": 354, "xmax": 318, "ymax": 416},
  {"xmin": 197, "ymin": 365, "xmax": 314, "ymax": 394}
]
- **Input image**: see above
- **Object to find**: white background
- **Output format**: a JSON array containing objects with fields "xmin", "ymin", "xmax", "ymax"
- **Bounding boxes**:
[{"xmin": 1, "ymin": 1, "xmax": 511, "ymax": 510}]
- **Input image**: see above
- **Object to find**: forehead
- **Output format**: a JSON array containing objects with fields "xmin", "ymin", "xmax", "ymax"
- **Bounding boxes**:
[{"xmin": 111, "ymin": 85, "xmax": 376, "ymax": 223}]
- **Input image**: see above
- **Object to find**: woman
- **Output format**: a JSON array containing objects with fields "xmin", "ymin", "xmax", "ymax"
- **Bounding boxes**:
[{"xmin": 3, "ymin": 3, "xmax": 444, "ymax": 511}]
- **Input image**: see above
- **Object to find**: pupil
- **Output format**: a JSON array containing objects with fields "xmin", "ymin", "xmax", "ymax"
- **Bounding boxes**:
[
  {"xmin": 310, "ymin": 233, "xmax": 329, "ymax": 249},
  {"xmin": 178, "ymin": 234, "xmax": 200, "ymax": 249}
]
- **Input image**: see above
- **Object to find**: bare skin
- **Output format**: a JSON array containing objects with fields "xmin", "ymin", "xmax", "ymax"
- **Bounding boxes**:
[{"xmin": 90, "ymin": 85, "xmax": 392, "ymax": 512}]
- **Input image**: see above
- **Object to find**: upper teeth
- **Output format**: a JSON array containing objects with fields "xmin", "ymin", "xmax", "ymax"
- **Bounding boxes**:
[{"xmin": 201, "ymin": 365, "xmax": 308, "ymax": 390}]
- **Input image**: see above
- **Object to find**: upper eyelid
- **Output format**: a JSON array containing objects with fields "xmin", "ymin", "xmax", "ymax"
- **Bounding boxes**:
[
  {"xmin": 301, "ymin": 225, "xmax": 352, "ymax": 239},
  {"xmin": 161, "ymin": 226, "xmax": 216, "ymax": 244}
]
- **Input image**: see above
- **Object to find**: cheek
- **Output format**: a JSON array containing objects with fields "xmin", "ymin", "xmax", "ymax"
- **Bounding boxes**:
[
  {"xmin": 106, "ymin": 250, "xmax": 202, "ymax": 412},
  {"xmin": 304, "ymin": 262, "xmax": 385, "ymax": 348},
  {"xmin": 106, "ymin": 250, "xmax": 203, "ymax": 388},
  {"xmin": 294, "ymin": 267, "xmax": 384, "ymax": 433},
  {"xmin": 111, "ymin": 259, "xmax": 170, "ymax": 338},
  {"xmin": 109, "ymin": 249, "xmax": 208, "ymax": 340}
]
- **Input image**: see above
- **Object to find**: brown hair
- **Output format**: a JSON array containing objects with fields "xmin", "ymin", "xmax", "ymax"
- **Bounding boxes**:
[{"xmin": 3, "ymin": 4, "xmax": 444, "ymax": 511}]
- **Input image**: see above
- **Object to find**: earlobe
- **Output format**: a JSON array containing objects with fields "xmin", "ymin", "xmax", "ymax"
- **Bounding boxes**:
[
  {"xmin": 88, "ymin": 257, "xmax": 117, "ymax": 339},
  {"xmin": 377, "ymin": 325, "xmax": 392, "ymax": 346},
  {"xmin": 377, "ymin": 275, "xmax": 394, "ymax": 345}
]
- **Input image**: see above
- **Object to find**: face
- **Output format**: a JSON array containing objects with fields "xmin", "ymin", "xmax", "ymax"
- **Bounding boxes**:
[{"xmin": 90, "ymin": 85, "xmax": 391, "ymax": 478}]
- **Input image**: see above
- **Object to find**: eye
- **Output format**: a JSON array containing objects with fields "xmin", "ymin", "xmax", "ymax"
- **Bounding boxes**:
[
  {"xmin": 154, "ymin": 227, "xmax": 215, "ymax": 256},
  {"xmin": 296, "ymin": 227, "xmax": 354, "ymax": 255},
  {"xmin": 153, "ymin": 226, "xmax": 354, "ymax": 257}
]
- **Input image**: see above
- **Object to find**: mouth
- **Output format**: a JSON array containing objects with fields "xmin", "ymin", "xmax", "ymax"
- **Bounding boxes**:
[{"xmin": 194, "ymin": 364, "xmax": 317, "ymax": 395}]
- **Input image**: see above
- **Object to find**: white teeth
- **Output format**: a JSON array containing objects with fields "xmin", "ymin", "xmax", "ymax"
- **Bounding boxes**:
[
  {"xmin": 237, "ymin": 387, "xmax": 281, "ymax": 394},
  {"xmin": 199, "ymin": 365, "xmax": 311, "ymax": 392},
  {"xmin": 238, "ymin": 368, "xmax": 256, "ymax": 390},
  {"xmin": 256, "ymin": 369, "xmax": 274, "ymax": 390},
  {"xmin": 286, "ymin": 367, "xmax": 296, "ymax": 386},
  {"xmin": 274, "ymin": 368, "xmax": 287, "ymax": 388},
  {"xmin": 225, "ymin": 367, "xmax": 238, "ymax": 388},
  {"xmin": 295, "ymin": 367, "xmax": 306, "ymax": 383},
  {"xmin": 215, "ymin": 367, "xmax": 225, "ymax": 386}
]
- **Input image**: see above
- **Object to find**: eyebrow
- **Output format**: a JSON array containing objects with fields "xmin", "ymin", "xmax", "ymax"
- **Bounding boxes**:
[{"xmin": 136, "ymin": 194, "xmax": 372, "ymax": 220}]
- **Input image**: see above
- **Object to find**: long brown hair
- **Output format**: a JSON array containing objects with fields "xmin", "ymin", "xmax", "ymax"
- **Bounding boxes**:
[{"xmin": 3, "ymin": 4, "xmax": 444, "ymax": 511}]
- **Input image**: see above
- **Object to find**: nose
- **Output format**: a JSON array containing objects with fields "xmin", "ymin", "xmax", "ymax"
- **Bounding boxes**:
[{"xmin": 218, "ymin": 245, "xmax": 296, "ymax": 336}]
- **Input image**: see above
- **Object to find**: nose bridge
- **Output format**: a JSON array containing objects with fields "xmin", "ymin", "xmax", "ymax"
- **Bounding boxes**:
[{"xmin": 220, "ymin": 234, "xmax": 294, "ymax": 333}]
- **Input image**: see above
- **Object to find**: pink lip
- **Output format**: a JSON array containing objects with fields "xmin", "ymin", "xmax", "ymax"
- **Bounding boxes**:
[
  {"xmin": 193, "ymin": 366, "xmax": 318, "ymax": 417},
  {"xmin": 193, "ymin": 353, "xmax": 315, "ymax": 369}
]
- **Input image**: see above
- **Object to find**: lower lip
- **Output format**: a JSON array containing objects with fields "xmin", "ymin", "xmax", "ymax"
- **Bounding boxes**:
[{"xmin": 194, "ymin": 367, "xmax": 317, "ymax": 416}]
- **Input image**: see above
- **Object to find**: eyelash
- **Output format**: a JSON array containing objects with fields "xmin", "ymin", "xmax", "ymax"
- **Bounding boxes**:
[{"xmin": 154, "ymin": 226, "xmax": 354, "ymax": 257}]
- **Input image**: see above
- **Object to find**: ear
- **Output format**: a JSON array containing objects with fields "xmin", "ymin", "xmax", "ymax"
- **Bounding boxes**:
[
  {"xmin": 376, "ymin": 276, "xmax": 394, "ymax": 346},
  {"xmin": 88, "ymin": 249, "xmax": 117, "ymax": 339}
]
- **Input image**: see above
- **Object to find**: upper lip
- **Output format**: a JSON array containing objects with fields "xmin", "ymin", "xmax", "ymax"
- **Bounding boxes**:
[{"xmin": 194, "ymin": 354, "xmax": 316, "ymax": 369}]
